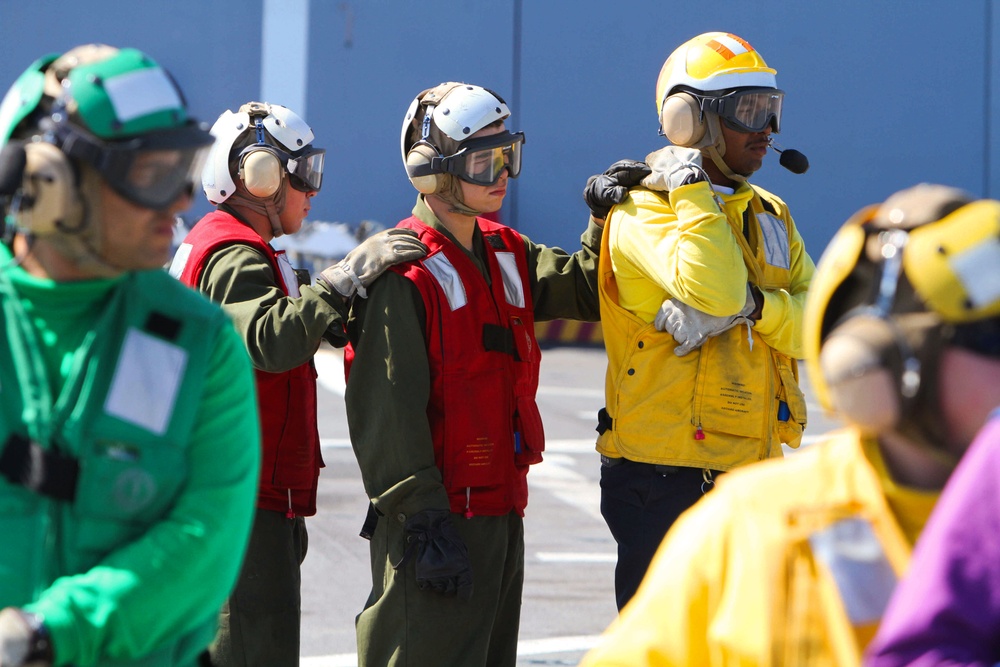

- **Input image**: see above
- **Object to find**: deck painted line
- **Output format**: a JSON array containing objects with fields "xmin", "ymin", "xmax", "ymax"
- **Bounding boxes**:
[
  {"xmin": 536, "ymin": 551, "xmax": 617, "ymax": 564},
  {"xmin": 301, "ymin": 634, "xmax": 604, "ymax": 666}
]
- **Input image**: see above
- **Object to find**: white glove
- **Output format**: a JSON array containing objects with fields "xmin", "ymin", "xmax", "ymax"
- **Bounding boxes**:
[
  {"xmin": 655, "ymin": 284, "xmax": 757, "ymax": 356},
  {"xmin": 641, "ymin": 146, "xmax": 706, "ymax": 192},
  {"xmin": 319, "ymin": 228, "xmax": 428, "ymax": 299},
  {"xmin": 0, "ymin": 607, "xmax": 52, "ymax": 667}
]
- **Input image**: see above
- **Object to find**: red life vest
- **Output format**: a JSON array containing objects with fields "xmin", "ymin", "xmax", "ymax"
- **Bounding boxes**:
[
  {"xmin": 354, "ymin": 216, "xmax": 544, "ymax": 517},
  {"xmin": 174, "ymin": 210, "xmax": 322, "ymax": 517}
]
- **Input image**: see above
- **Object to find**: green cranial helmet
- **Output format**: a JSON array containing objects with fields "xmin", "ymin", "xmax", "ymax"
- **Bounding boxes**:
[
  {"xmin": 0, "ymin": 44, "xmax": 213, "ymax": 276},
  {"xmin": 0, "ymin": 44, "xmax": 213, "ymax": 210}
]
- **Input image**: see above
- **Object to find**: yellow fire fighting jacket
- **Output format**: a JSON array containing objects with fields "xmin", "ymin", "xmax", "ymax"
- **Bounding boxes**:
[
  {"xmin": 579, "ymin": 431, "xmax": 938, "ymax": 667},
  {"xmin": 597, "ymin": 180, "xmax": 814, "ymax": 469}
]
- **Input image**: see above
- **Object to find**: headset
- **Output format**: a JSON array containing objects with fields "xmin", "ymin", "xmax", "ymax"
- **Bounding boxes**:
[
  {"xmin": 405, "ymin": 103, "xmax": 446, "ymax": 195},
  {"xmin": 659, "ymin": 91, "xmax": 717, "ymax": 149},
  {"xmin": 238, "ymin": 112, "xmax": 285, "ymax": 199},
  {"xmin": 0, "ymin": 138, "xmax": 83, "ymax": 237},
  {"xmin": 818, "ymin": 229, "xmax": 922, "ymax": 433}
]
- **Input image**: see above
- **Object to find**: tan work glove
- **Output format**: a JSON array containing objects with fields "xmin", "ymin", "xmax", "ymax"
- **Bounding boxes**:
[
  {"xmin": 642, "ymin": 146, "xmax": 706, "ymax": 192},
  {"xmin": 319, "ymin": 228, "xmax": 428, "ymax": 299},
  {"xmin": 655, "ymin": 284, "xmax": 760, "ymax": 356}
]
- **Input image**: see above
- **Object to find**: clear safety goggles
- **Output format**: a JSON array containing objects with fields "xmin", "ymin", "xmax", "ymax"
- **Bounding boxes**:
[
  {"xmin": 702, "ymin": 88, "xmax": 784, "ymax": 134},
  {"xmin": 284, "ymin": 145, "xmax": 326, "ymax": 193},
  {"xmin": 60, "ymin": 124, "xmax": 214, "ymax": 209},
  {"xmin": 440, "ymin": 131, "xmax": 524, "ymax": 186}
]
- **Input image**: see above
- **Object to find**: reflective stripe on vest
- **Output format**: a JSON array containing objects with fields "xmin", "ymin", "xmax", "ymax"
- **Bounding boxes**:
[
  {"xmin": 757, "ymin": 211, "xmax": 790, "ymax": 270},
  {"xmin": 808, "ymin": 516, "xmax": 898, "ymax": 625}
]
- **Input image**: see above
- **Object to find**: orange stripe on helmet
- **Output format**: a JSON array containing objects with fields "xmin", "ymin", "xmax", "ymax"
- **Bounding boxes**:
[
  {"xmin": 706, "ymin": 39, "xmax": 737, "ymax": 60},
  {"xmin": 726, "ymin": 33, "xmax": 754, "ymax": 51},
  {"xmin": 706, "ymin": 33, "xmax": 755, "ymax": 61}
]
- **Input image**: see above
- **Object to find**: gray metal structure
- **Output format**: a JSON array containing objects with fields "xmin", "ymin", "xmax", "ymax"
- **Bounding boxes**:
[{"xmin": 2, "ymin": 0, "xmax": 997, "ymax": 256}]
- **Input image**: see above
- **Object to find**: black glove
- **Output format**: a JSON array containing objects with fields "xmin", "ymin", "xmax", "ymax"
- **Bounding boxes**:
[
  {"xmin": 393, "ymin": 509, "xmax": 473, "ymax": 601},
  {"xmin": 582, "ymin": 159, "xmax": 652, "ymax": 219}
]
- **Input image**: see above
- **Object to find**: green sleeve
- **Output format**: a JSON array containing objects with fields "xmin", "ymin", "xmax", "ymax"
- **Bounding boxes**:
[
  {"xmin": 527, "ymin": 216, "xmax": 604, "ymax": 322},
  {"xmin": 345, "ymin": 272, "xmax": 451, "ymax": 519},
  {"xmin": 198, "ymin": 243, "xmax": 349, "ymax": 372},
  {"xmin": 29, "ymin": 319, "xmax": 261, "ymax": 666}
]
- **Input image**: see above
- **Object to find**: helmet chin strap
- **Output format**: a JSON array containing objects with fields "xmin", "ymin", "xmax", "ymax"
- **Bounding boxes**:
[
  {"xmin": 701, "ymin": 114, "xmax": 747, "ymax": 184},
  {"xmin": 43, "ymin": 168, "xmax": 123, "ymax": 277},
  {"xmin": 436, "ymin": 173, "xmax": 484, "ymax": 217},
  {"xmin": 226, "ymin": 178, "xmax": 289, "ymax": 240}
]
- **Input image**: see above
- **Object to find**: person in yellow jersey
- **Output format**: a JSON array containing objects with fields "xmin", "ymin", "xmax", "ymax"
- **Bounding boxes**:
[
  {"xmin": 579, "ymin": 183, "xmax": 1000, "ymax": 666},
  {"xmin": 595, "ymin": 31, "xmax": 814, "ymax": 610}
]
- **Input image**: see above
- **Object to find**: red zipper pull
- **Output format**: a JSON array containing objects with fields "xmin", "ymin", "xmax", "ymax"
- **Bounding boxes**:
[{"xmin": 694, "ymin": 425, "xmax": 705, "ymax": 441}]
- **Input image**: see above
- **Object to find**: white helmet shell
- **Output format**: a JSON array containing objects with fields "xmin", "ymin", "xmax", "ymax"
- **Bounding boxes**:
[
  {"xmin": 399, "ymin": 83, "xmax": 511, "ymax": 162},
  {"xmin": 432, "ymin": 84, "xmax": 510, "ymax": 143},
  {"xmin": 201, "ymin": 103, "xmax": 316, "ymax": 205}
]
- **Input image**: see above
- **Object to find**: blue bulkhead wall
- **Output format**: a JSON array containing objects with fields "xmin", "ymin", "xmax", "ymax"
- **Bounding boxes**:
[{"xmin": 1, "ymin": 0, "xmax": 997, "ymax": 257}]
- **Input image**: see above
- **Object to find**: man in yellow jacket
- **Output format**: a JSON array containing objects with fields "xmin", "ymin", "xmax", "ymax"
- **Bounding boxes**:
[
  {"xmin": 580, "ymin": 183, "xmax": 1000, "ymax": 666},
  {"xmin": 596, "ymin": 31, "xmax": 814, "ymax": 609}
]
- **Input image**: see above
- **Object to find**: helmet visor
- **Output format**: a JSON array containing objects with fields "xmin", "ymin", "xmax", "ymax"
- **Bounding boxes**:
[
  {"xmin": 287, "ymin": 146, "xmax": 325, "ymax": 193},
  {"xmin": 443, "ymin": 131, "xmax": 524, "ymax": 186},
  {"xmin": 707, "ymin": 88, "xmax": 784, "ymax": 134}
]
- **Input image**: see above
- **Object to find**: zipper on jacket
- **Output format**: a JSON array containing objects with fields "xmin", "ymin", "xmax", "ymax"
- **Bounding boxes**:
[{"xmin": 286, "ymin": 489, "xmax": 294, "ymax": 519}]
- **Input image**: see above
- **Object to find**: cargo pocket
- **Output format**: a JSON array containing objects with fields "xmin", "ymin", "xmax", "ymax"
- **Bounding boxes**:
[{"xmin": 74, "ymin": 439, "xmax": 186, "ymax": 554}]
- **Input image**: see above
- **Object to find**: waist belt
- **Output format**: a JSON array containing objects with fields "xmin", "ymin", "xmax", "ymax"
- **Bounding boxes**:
[
  {"xmin": 600, "ymin": 454, "xmax": 680, "ymax": 476},
  {"xmin": 0, "ymin": 434, "xmax": 79, "ymax": 502}
]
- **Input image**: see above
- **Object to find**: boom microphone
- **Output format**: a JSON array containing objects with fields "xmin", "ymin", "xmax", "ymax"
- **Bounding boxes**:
[{"xmin": 768, "ymin": 139, "xmax": 809, "ymax": 174}]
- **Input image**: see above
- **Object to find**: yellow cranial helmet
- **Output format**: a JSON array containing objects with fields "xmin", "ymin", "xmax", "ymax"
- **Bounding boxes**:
[
  {"xmin": 655, "ymin": 32, "xmax": 777, "ymax": 121},
  {"xmin": 804, "ymin": 184, "xmax": 1000, "ymax": 442}
]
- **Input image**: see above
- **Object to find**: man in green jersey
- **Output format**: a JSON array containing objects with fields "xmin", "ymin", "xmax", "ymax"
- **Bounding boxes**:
[{"xmin": 0, "ymin": 44, "xmax": 260, "ymax": 667}]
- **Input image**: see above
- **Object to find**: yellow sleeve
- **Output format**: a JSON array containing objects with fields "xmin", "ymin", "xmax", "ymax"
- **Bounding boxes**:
[{"xmin": 609, "ymin": 183, "xmax": 749, "ymax": 323}]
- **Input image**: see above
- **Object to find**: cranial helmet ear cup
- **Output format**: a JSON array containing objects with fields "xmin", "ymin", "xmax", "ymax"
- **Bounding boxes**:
[
  {"xmin": 18, "ymin": 142, "xmax": 83, "ymax": 236},
  {"xmin": 660, "ymin": 93, "xmax": 706, "ymax": 147},
  {"xmin": 406, "ymin": 143, "xmax": 443, "ymax": 195},
  {"xmin": 239, "ymin": 148, "xmax": 283, "ymax": 199},
  {"xmin": 819, "ymin": 315, "xmax": 906, "ymax": 433}
]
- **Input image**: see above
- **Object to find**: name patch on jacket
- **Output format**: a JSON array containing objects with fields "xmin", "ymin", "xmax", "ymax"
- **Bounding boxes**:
[{"xmin": 104, "ymin": 328, "xmax": 188, "ymax": 435}]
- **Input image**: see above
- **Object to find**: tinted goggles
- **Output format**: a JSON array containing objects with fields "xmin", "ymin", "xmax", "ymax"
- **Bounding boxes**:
[
  {"xmin": 951, "ymin": 316, "xmax": 1000, "ymax": 358},
  {"xmin": 440, "ymin": 131, "xmax": 524, "ymax": 186},
  {"xmin": 702, "ymin": 88, "xmax": 784, "ymax": 134},
  {"xmin": 61, "ymin": 124, "xmax": 213, "ymax": 209}
]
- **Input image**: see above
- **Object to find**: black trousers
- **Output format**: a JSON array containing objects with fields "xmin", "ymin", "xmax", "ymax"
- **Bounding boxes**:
[{"xmin": 600, "ymin": 458, "xmax": 721, "ymax": 610}]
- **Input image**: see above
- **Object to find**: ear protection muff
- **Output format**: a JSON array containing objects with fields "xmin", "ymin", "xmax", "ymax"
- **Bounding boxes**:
[
  {"xmin": 819, "ymin": 313, "xmax": 921, "ymax": 434},
  {"xmin": 818, "ymin": 226, "xmax": 925, "ymax": 434},
  {"xmin": 14, "ymin": 141, "xmax": 83, "ymax": 236},
  {"xmin": 660, "ymin": 92, "xmax": 707, "ymax": 147},
  {"xmin": 406, "ymin": 141, "xmax": 444, "ymax": 195},
  {"xmin": 238, "ymin": 146, "xmax": 284, "ymax": 199}
]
